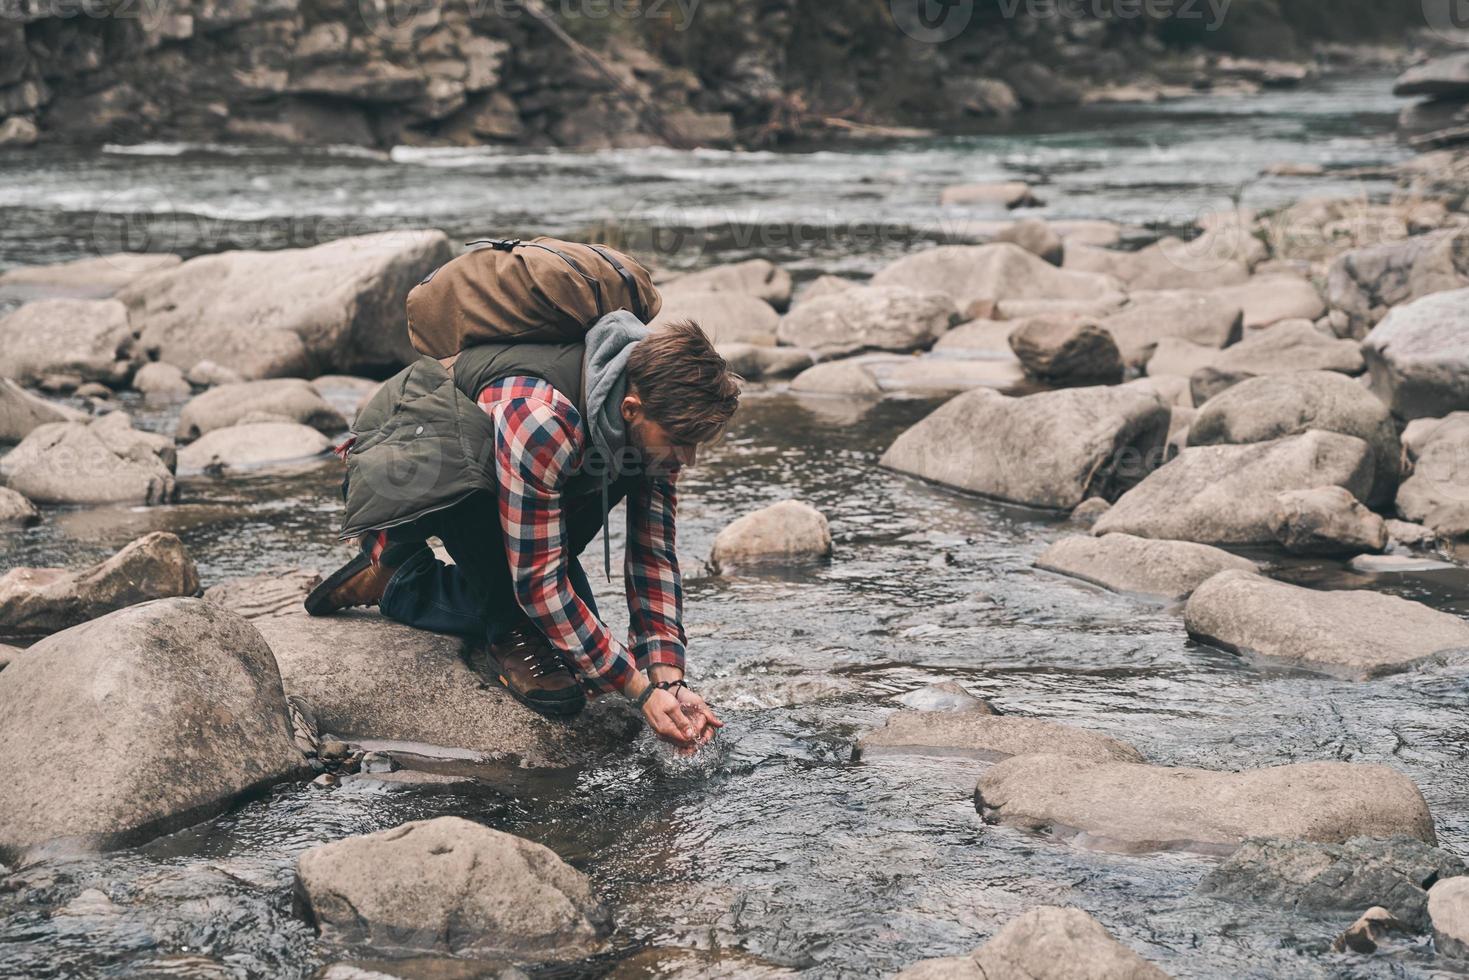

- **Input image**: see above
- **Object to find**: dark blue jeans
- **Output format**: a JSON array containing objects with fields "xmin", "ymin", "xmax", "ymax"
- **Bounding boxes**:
[{"xmin": 376, "ymin": 481, "xmax": 633, "ymax": 647}]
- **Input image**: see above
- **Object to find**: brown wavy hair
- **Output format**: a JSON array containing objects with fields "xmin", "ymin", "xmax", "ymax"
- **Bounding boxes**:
[{"xmin": 626, "ymin": 319, "xmax": 742, "ymax": 445}]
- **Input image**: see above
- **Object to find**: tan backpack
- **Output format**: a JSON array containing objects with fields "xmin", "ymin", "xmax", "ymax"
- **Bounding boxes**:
[{"xmin": 406, "ymin": 237, "xmax": 662, "ymax": 359}]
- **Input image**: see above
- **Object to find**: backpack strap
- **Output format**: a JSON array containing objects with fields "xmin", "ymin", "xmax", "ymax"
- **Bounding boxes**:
[
  {"xmin": 528, "ymin": 241, "xmax": 605, "ymax": 318},
  {"xmin": 590, "ymin": 245, "xmax": 646, "ymax": 322}
]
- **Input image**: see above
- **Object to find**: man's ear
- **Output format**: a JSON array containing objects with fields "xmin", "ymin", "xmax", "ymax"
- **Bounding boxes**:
[{"xmin": 620, "ymin": 392, "xmax": 642, "ymax": 424}]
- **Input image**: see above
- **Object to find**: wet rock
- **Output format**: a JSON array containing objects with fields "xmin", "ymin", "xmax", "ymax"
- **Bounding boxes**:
[
  {"xmin": 893, "ymin": 680, "xmax": 994, "ymax": 713},
  {"xmin": 0, "ymin": 252, "xmax": 180, "ymax": 301},
  {"xmin": 993, "ymin": 218, "xmax": 1063, "ymax": 264},
  {"xmin": 186, "ymin": 360, "xmax": 245, "ymax": 388},
  {"xmin": 662, "ymin": 259, "xmax": 792, "ymax": 311},
  {"xmin": 895, "ymin": 906, "xmax": 1171, "ymax": 980},
  {"xmin": 882, "ymin": 386, "xmax": 1170, "ymax": 510},
  {"xmin": 1184, "ymin": 569, "xmax": 1469, "ymax": 679},
  {"xmin": 177, "ymin": 379, "xmax": 347, "ymax": 441},
  {"xmin": 0, "ymin": 378, "xmax": 83, "ymax": 443},
  {"xmin": 118, "ymin": 231, "xmax": 453, "ymax": 379},
  {"xmin": 1037, "ymin": 533, "xmax": 1257, "ymax": 601},
  {"xmin": 1, "ymin": 414, "xmax": 177, "ymax": 505},
  {"xmin": 1386, "ymin": 519, "xmax": 1437, "ymax": 548},
  {"xmin": 1065, "ymin": 238, "xmax": 1250, "ymax": 292},
  {"xmin": 1188, "ymin": 321, "xmax": 1365, "ymax": 404},
  {"xmin": 1430, "ymin": 876, "xmax": 1469, "ymax": 957},
  {"xmin": 710, "ymin": 500, "xmax": 831, "ymax": 570},
  {"xmin": 0, "ymin": 532, "xmax": 199, "ymax": 635},
  {"xmin": 178, "ymin": 422, "xmax": 332, "ymax": 475},
  {"xmin": 0, "ymin": 298, "xmax": 140, "ymax": 386},
  {"xmin": 1268, "ymin": 486, "xmax": 1388, "ymax": 556},
  {"xmin": 788, "ymin": 358, "xmax": 884, "ymax": 396},
  {"xmin": 316, "ymin": 959, "xmax": 529, "ymax": 980},
  {"xmin": 1398, "ymin": 414, "xmax": 1469, "ymax": 539},
  {"xmin": 1094, "ymin": 432, "xmax": 1374, "ymax": 545},
  {"xmin": 775, "ymin": 286, "xmax": 957, "ymax": 359},
  {"xmin": 1395, "ymin": 52, "xmax": 1469, "ymax": 98},
  {"xmin": 1098, "ymin": 290, "xmax": 1243, "ymax": 368},
  {"xmin": 1008, "ymin": 316, "xmax": 1123, "ymax": 385},
  {"xmin": 294, "ymin": 816, "xmax": 608, "ymax": 959},
  {"xmin": 940, "ymin": 181, "xmax": 1041, "ymax": 209},
  {"xmin": 872, "ymin": 244, "xmax": 1122, "ymax": 319},
  {"xmin": 977, "ymin": 754, "xmax": 1435, "ymax": 854},
  {"xmin": 338, "ymin": 770, "xmax": 477, "ymax": 794},
  {"xmin": 1350, "ymin": 554, "xmax": 1457, "ymax": 574},
  {"xmin": 0, "ymin": 487, "xmax": 39, "ymax": 526},
  {"xmin": 1362, "ymin": 287, "xmax": 1469, "ymax": 421},
  {"xmin": 131, "ymin": 361, "xmax": 191, "ymax": 399},
  {"xmin": 205, "ymin": 572, "xmax": 637, "ymax": 767},
  {"xmin": 714, "ymin": 343, "xmax": 812, "ymax": 381},
  {"xmin": 0, "ymin": 597, "xmax": 306, "ymax": 860},
  {"xmin": 1333, "ymin": 906, "xmax": 1409, "ymax": 954},
  {"xmin": 649, "ymin": 290, "xmax": 780, "ymax": 347},
  {"xmin": 1197, "ymin": 836, "xmax": 1465, "ymax": 930},
  {"xmin": 1069, "ymin": 497, "xmax": 1112, "ymax": 527},
  {"xmin": 1207, "ymin": 275, "xmax": 1325, "ymax": 331},
  {"xmin": 856, "ymin": 710, "xmax": 1142, "ymax": 764},
  {"xmin": 1329, "ymin": 230, "xmax": 1469, "ymax": 340},
  {"xmin": 1188, "ymin": 371, "xmax": 1401, "ymax": 507}
]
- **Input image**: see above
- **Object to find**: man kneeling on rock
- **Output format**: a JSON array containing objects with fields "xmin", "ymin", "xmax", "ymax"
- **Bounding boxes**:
[{"xmin": 304, "ymin": 241, "xmax": 737, "ymax": 753}]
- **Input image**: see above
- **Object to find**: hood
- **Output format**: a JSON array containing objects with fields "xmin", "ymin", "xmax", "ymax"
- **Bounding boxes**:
[{"xmin": 582, "ymin": 309, "xmax": 650, "ymax": 579}]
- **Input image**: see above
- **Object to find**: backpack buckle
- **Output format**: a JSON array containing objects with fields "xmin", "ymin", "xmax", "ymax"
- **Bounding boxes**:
[{"xmin": 465, "ymin": 238, "xmax": 521, "ymax": 251}]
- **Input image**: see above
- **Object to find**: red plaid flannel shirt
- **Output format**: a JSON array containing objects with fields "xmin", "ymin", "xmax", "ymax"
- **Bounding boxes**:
[{"xmin": 480, "ymin": 376, "xmax": 686, "ymax": 696}]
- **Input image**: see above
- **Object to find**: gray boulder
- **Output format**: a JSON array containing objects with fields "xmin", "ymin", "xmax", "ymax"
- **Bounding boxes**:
[
  {"xmin": 1395, "ymin": 52, "xmax": 1469, "ymax": 98},
  {"xmin": 649, "ymin": 290, "xmax": 779, "ymax": 347},
  {"xmin": 1184, "ymin": 569, "xmax": 1469, "ymax": 679},
  {"xmin": 872, "ymin": 244, "xmax": 1122, "ymax": 319},
  {"xmin": 790, "ymin": 354, "xmax": 1025, "ymax": 397},
  {"xmin": 977, "ymin": 754, "xmax": 1435, "ymax": 854},
  {"xmin": 0, "ymin": 487, "xmax": 39, "ymax": 526},
  {"xmin": 715, "ymin": 343, "xmax": 813, "ymax": 381},
  {"xmin": 186, "ymin": 360, "xmax": 245, "ymax": 388},
  {"xmin": 1188, "ymin": 371, "xmax": 1401, "ymax": 506},
  {"xmin": 0, "ymin": 298, "xmax": 140, "ymax": 386},
  {"xmin": 0, "ymin": 532, "xmax": 200, "ymax": 635},
  {"xmin": 882, "ymin": 386, "xmax": 1170, "ymax": 510},
  {"xmin": 774, "ymin": 286, "xmax": 957, "ymax": 359},
  {"xmin": 1197, "ymin": 836, "xmax": 1466, "ymax": 930},
  {"xmin": 0, "ymin": 598, "xmax": 306, "ymax": 861},
  {"xmin": 1094, "ymin": 432, "xmax": 1374, "ymax": 545},
  {"xmin": 1064, "ymin": 238, "xmax": 1250, "ymax": 292},
  {"xmin": 1098, "ymin": 290, "xmax": 1243, "ymax": 368},
  {"xmin": 1, "ymin": 415, "xmax": 177, "ymax": 506},
  {"xmin": 1362, "ymin": 287, "xmax": 1469, "ymax": 421},
  {"xmin": 1398, "ymin": 413, "xmax": 1469, "ymax": 539},
  {"xmin": 1268, "ymin": 486, "xmax": 1388, "ymax": 556},
  {"xmin": 118, "ymin": 230, "xmax": 453, "ymax": 379},
  {"xmin": 895, "ymin": 907, "xmax": 1171, "ymax": 980},
  {"xmin": 855, "ymin": 710, "xmax": 1142, "ymax": 764},
  {"xmin": 1036, "ymin": 533, "xmax": 1257, "ymax": 601},
  {"xmin": 0, "ymin": 378, "xmax": 84, "ymax": 443},
  {"xmin": 1188, "ymin": 321, "xmax": 1365, "ymax": 404},
  {"xmin": 177, "ymin": 422, "xmax": 332, "ymax": 475},
  {"xmin": 177, "ymin": 379, "xmax": 347, "ymax": 441},
  {"xmin": 940, "ymin": 181, "xmax": 1041, "ymax": 209},
  {"xmin": 710, "ymin": 500, "xmax": 832, "ymax": 570},
  {"xmin": 294, "ymin": 816, "xmax": 608, "ymax": 959},
  {"xmin": 661, "ymin": 258, "xmax": 792, "ymax": 311},
  {"xmin": 131, "ymin": 361, "xmax": 191, "ymax": 399},
  {"xmin": 1008, "ymin": 316, "xmax": 1123, "ymax": 385},
  {"xmin": 1144, "ymin": 338, "xmax": 1220, "ymax": 380},
  {"xmin": 0, "ymin": 252, "xmax": 180, "ymax": 301},
  {"xmin": 1430, "ymin": 876, "xmax": 1469, "ymax": 958},
  {"xmin": 1329, "ymin": 230, "xmax": 1469, "ymax": 339},
  {"xmin": 1206, "ymin": 275, "xmax": 1325, "ymax": 331},
  {"xmin": 204, "ymin": 572, "xmax": 638, "ymax": 768},
  {"xmin": 993, "ymin": 218, "xmax": 1064, "ymax": 265}
]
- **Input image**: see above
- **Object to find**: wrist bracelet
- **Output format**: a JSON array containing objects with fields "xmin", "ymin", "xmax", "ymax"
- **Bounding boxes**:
[
  {"xmin": 633, "ymin": 683, "xmax": 658, "ymax": 707},
  {"xmin": 655, "ymin": 679, "xmax": 688, "ymax": 693}
]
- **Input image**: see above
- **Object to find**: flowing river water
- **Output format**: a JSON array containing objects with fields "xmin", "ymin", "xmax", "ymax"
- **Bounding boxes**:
[{"xmin": 4, "ymin": 72, "xmax": 1469, "ymax": 979}]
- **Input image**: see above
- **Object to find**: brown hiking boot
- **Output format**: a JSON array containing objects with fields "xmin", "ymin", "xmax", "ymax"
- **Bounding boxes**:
[
  {"xmin": 304, "ymin": 553, "xmax": 396, "ymax": 616},
  {"xmin": 476, "ymin": 623, "xmax": 586, "ymax": 719}
]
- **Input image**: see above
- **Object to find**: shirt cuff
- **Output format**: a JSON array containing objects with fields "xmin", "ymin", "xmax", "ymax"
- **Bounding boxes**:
[
  {"xmin": 630, "ymin": 636, "xmax": 686, "ymax": 675},
  {"xmin": 579, "ymin": 647, "xmax": 638, "ymax": 699}
]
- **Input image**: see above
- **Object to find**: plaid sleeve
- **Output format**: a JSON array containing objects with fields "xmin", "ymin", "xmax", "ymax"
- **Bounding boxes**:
[
  {"xmin": 625, "ymin": 471, "xmax": 687, "ymax": 674},
  {"xmin": 487, "ymin": 386, "xmax": 638, "ymax": 696}
]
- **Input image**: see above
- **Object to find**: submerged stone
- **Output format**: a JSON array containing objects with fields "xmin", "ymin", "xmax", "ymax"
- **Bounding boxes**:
[{"xmin": 855, "ymin": 710, "xmax": 1142, "ymax": 764}]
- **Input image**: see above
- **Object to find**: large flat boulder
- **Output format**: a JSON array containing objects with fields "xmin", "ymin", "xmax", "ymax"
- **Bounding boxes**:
[
  {"xmin": 1188, "ymin": 371, "xmax": 1401, "ymax": 506},
  {"xmin": 895, "ymin": 907, "xmax": 1171, "ymax": 980},
  {"xmin": 0, "ymin": 252, "xmax": 181, "ymax": 301},
  {"xmin": 1398, "ymin": 413, "xmax": 1469, "ymax": 538},
  {"xmin": 1185, "ymin": 321, "xmax": 1364, "ymax": 404},
  {"xmin": 0, "ymin": 532, "xmax": 199, "ymax": 635},
  {"xmin": 649, "ymin": 289, "xmax": 779, "ymax": 346},
  {"xmin": 0, "ymin": 298, "xmax": 141, "ymax": 386},
  {"xmin": 661, "ymin": 259, "xmax": 792, "ymax": 311},
  {"xmin": 177, "ymin": 422, "xmax": 332, "ymax": 475},
  {"xmin": 1097, "ymin": 290, "xmax": 1243, "ymax": 368},
  {"xmin": 976, "ymin": 754, "xmax": 1435, "ymax": 854},
  {"xmin": 0, "ymin": 378, "xmax": 83, "ymax": 443},
  {"xmin": 709, "ymin": 500, "xmax": 832, "ymax": 570},
  {"xmin": 204, "ymin": 572, "xmax": 639, "ymax": 768},
  {"xmin": 1395, "ymin": 52, "xmax": 1469, "ymax": 98},
  {"xmin": 872, "ymin": 244, "xmax": 1122, "ymax": 318},
  {"xmin": 1361, "ymin": 287, "xmax": 1469, "ymax": 421},
  {"xmin": 881, "ymin": 386, "xmax": 1170, "ymax": 510},
  {"xmin": 117, "ymin": 230, "xmax": 452, "ymax": 379},
  {"xmin": 1, "ymin": 414, "xmax": 177, "ymax": 506},
  {"xmin": 1064, "ymin": 238, "xmax": 1250, "ymax": 292},
  {"xmin": 855, "ymin": 710, "xmax": 1143, "ymax": 764},
  {"xmin": 1206, "ymin": 275, "xmax": 1325, "ymax": 331},
  {"xmin": 1036, "ymin": 533, "xmax": 1256, "ymax": 601},
  {"xmin": 1328, "ymin": 229, "xmax": 1469, "ymax": 339},
  {"xmin": 1184, "ymin": 569, "xmax": 1469, "ymax": 679},
  {"xmin": 0, "ymin": 598, "xmax": 306, "ymax": 861},
  {"xmin": 774, "ymin": 285, "xmax": 957, "ymax": 359},
  {"xmin": 789, "ymin": 352, "xmax": 1025, "ymax": 397},
  {"xmin": 1197, "ymin": 836, "xmax": 1466, "ymax": 930},
  {"xmin": 294, "ymin": 816, "xmax": 608, "ymax": 959},
  {"xmin": 1092, "ymin": 432, "xmax": 1374, "ymax": 545},
  {"xmin": 177, "ymin": 379, "xmax": 347, "ymax": 441}
]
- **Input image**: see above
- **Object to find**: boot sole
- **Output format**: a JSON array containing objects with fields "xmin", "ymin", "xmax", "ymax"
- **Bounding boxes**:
[
  {"xmin": 493, "ymin": 672, "xmax": 587, "ymax": 720},
  {"xmin": 304, "ymin": 553, "xmax": 373, "ymax": 617}
]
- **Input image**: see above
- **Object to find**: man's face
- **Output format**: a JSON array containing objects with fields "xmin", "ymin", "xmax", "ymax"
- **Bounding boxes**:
[{"xmin": 622, "ymin": 393, "xmax": 697, "ymax": 475}]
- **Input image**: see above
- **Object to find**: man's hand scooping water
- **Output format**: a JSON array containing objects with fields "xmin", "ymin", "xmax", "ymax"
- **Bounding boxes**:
[{"xmin": 632, "ymin": 668, "xmax": 723, "ymax": 751}]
